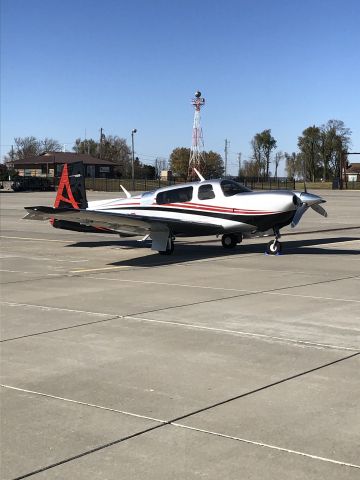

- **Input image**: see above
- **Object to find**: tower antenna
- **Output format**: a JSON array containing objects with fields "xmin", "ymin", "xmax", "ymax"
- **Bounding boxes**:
[{"xmin": 188, "ymin": 90, "xmax": 206, "ymax": 180}]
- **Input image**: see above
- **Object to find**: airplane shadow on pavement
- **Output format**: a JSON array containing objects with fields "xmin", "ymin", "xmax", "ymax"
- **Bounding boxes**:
[{"xmin": 67, "ymin": 236, "xmax": 360, "ymax": 268}]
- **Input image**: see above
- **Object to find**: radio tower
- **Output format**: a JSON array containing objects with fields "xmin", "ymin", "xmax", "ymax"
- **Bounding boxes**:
[{"xmin": 188, "ymin": 90, "xmax": 206, "ymax": 180}]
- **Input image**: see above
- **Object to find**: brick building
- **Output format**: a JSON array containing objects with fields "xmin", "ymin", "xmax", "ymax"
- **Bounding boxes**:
[{"xmin": 13, "ymin": 152, "xmax": 115, "ymax": 178}]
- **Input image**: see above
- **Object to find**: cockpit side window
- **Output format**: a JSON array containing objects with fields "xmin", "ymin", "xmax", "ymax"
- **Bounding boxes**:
[
  {"xmin": 198, "ymin": 184, "xmax": 215, "ymax": 200},
  {"xmin": 220, "ymin": 180, "xmax": 251, "ymax": 196},
  {"xmin": 156, "ymin": 186, "xmax": 193, "ymax": 204}
]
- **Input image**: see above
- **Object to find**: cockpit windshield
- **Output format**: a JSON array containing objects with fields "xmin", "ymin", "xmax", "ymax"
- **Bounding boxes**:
[
  {"xmin": 220, "ymin": 180, "xmax": 252, "ymax": 196},
  {"xmin": 141, "ymin": 190, "xmax": 155, "ymax": 198}
]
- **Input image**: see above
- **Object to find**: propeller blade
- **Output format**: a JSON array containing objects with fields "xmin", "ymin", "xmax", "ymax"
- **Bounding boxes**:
[
  {"xmin": 291, "ymin": 204, "xmax": 309, "ymax": 228},
  {"xmin": 311, "ymin": 203, "xmax": 328, "ymax": 217}
]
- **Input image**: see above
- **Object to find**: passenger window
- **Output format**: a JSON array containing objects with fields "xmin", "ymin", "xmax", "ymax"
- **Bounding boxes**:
[
  {"xmin": 198, "ymin": 184, "xmax": 215, "ymax": 200},
  {"xmin": 156, "ymin": 186, "xmax": 193, "ymax": 204}
]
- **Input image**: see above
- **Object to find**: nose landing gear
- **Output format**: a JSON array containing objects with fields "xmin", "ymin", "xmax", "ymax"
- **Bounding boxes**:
[{"xmin": 266, "ymin": 228, "xmax": 282, "ymax": 255}]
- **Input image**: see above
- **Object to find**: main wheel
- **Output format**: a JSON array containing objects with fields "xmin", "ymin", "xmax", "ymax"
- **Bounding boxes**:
[
  {"xmin": 266, "ymin": 239, "xmax": 282, "ymax": 255},
  {"xmin": 159, "ymin": 238, "xmax": 174, "ymax": 255},
  {"xmin": 221, "ymin": 234, "xmax": 238, "ymax": 249}
]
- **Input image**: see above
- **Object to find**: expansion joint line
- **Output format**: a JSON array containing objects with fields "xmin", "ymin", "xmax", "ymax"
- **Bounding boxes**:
[{"xmin": 7, "ymin": 351, "xmax": 360, "ymax": 480}]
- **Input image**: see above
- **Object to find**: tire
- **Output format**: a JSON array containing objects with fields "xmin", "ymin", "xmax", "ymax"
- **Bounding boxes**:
[
  {"xmin": 266, "ymin": 240, "xmax": 282, "ymax": 255},
  {"xmin": 221, "ymin": 234, "xmax": 238, "ymax": 249}
]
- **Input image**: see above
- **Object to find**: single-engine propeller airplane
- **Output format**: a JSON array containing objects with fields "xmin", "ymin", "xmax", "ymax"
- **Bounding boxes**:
[{"xmin": 24, "ymin": 162, "xmax": 327, "ymax": 255}]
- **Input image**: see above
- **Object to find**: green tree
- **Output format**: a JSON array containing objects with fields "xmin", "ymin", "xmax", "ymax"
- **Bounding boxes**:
[
  {"xmin": 251, "ymin": 129, "xmax": 277, "ymax": 178},
  {"xmin": 169, "ymin": 147, "xmax": 191, "ymax": 179},
  {"xmin": 297, "ymin": 126, "xmax": 322, "ymax": 181},
  {"xmin": 74, "ymin": 135, "xmax": 131, "ymax": 177},
  {"xmin": 319, "ymin": 120, "xmax": 351, "ymax": 180},
  {"xmin": 203, "ymin": 151, "xmax": 224, "ymax": 178},
  {"xmin": 169, "ymin": 147, "xmax": 224, "ymax": 180},
  {"xmin": 133, "ymin": 159, "xmax": 156, "ymax": 179},
  {"xmin": 74, "ymin": 138, "xmax": 98, "ymax": 156}
]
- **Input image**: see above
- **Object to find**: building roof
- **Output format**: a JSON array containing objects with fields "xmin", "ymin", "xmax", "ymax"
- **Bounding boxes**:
[
  {"xmin": 346, "ymin": 162, "xmax": 360, "ymax": 174},
  {"xmin": 13, "ymin": 152, "xmax": 115, "ymax": 166}
]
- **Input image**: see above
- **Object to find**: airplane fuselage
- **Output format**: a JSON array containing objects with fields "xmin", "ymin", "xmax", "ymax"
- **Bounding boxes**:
[
  {"xmin": 87, "ymin": 179, "xmax": 298, "ymax": 236},
  {"xmin": 25, "ymin": 167, "xmax": 327, "ymax": 255}
]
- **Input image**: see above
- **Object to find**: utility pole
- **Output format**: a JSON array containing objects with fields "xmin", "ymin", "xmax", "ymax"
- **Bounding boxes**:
[
  {"xmin": 99, "ymin": 128, "xmax": 103, "ymax": 160},
  {"xmin": 224, "ymin": 139, "xmax": 230, "ymax": 177},
  {"xmin": 237, "ymin": 152, "xmax": 242, "ymax": 178},
  {"xmin": 131, "ymin": 129, "xmax": 137, "ymax": 189}
]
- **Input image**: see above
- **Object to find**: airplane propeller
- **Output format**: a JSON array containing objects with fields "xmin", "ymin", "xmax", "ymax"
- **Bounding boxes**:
[
  {"xmin": 310, "ymin": 203, "xmax": 328, "ymax": 217},
  {"xmin": 291, "ymin": 191, "xmax": 327, "ymax": 228}
]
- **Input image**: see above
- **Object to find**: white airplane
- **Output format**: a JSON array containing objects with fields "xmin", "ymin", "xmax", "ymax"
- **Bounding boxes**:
[{"xmin": 24, "ymin": 162, "xmax": 327, "ymax": 255}]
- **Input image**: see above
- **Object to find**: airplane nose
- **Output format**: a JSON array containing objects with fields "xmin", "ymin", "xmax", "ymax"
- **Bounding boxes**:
[{"xmin": 296, "ymin": 192, "xmax": 326, "ymax": 206}]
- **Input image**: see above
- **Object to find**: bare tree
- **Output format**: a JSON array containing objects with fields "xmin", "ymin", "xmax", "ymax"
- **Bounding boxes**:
[{"xmin": 274, "ymin": 151, "xmax": 283, "ymax": 178}]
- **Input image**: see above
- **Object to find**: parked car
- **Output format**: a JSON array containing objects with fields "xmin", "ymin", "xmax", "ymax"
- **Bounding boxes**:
[{"xmin": 11, "ymin": 177, "xmax": 54, "ymax": 192}]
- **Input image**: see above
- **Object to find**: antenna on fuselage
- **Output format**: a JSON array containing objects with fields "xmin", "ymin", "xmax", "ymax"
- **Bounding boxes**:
[
  {"xmin": 120, "ymin": 185, "xmax": 131, "ymax": 198},
  {"xmin": 193, "ymin": 168, "xmax": 205, "ymax": 181}
]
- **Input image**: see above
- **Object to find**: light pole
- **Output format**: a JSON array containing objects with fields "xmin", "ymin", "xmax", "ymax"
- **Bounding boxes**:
[{"xmin": 131, "ymin": 129, "xmax": 137, "ymax": 188}]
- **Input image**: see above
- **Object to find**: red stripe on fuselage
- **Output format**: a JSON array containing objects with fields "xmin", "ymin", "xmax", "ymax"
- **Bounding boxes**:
[{"xmin": 101, "ymin": 201, "xmax": 281, "ymax": 215}]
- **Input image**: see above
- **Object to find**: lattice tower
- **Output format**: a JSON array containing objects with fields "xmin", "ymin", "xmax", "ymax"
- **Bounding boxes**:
[{"xmin": 187, "ymin": 91, "xmax": 206, "ymax": 180}]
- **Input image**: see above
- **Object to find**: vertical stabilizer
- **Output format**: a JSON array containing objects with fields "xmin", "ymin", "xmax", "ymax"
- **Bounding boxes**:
[{"xmin": 54, "ymin": 162, "xmax": 87, "ymax": 209}]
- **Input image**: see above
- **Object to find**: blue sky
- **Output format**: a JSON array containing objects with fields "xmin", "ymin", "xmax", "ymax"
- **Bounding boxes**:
[{"xmin": 1, "ymin": 0, "xmax": 359, "ymax": 175}]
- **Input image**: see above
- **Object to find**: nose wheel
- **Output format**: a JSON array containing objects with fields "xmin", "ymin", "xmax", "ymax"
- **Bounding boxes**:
[
  {"xmin": 266, "ymin": 239, "xmax": 282, "ymax": 255},
  {"xmin": 266, "ymin": 228, "xmax": 282, "ymax": 255}
]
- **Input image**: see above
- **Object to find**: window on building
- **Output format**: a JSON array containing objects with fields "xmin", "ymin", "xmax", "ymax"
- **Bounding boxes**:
[
  {"xmin": 41, "ymin": 164, "xmax": 47, "ymax": 175},
  {"xmin": 156, "ymin": 186, "xmax": 193, "ymax": 204},
  {"xmin": 220, "ymin": 180, "xmax": 251, "ymax": 196},
  {"xmin": 198, "ymin": 184, "xmax": 215, "ymax": 200}
]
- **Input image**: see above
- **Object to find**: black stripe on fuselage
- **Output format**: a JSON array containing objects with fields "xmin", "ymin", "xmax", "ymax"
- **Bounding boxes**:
[{"xmin": 101, "ymin": 206, "xmax": 296, "ymax": 231}]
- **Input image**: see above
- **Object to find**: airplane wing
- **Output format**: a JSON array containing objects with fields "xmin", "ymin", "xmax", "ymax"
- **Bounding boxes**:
[{"xmin": 24, "ymin": 206, "xmax": 224, "ymax": 236}]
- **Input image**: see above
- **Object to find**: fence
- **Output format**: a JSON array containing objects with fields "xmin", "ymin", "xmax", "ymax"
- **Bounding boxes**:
[
  {"xmin": 5, "ymin": 175, "xmax": 359, "ymax": 193},
  {"xmin": 237, "ymin": 177, "xmax": 295, "ymax": 191},
  {"xmin": 83, "ymin": 177, "xmax": 296, "ymax": 192}
]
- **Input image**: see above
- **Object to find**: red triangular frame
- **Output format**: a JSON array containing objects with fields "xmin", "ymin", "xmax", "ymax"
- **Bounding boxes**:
[{"xmin": 54, "ymin": 164, "xmax": 79, "ymax": 209}]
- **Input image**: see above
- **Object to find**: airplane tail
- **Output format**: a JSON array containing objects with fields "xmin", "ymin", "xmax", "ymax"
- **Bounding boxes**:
[
  {"xmin": 24, "ymin": 162, "xmax": 116, "ymax": 234},
  {"xmin": 51, "ymin": 161, "xmax": 89, "ymax": 231},
  {"xmin": 54, "ymin": 162, "xmax": 88, "ymax": 209}
]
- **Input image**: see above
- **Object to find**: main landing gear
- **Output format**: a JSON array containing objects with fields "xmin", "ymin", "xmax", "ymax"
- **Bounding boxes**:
[
  {"xmin": 266, "ymin": 228, "xmax": 282, "ymax": 255},
  {"xmin": 221, "ymin": 233, "xmax": 243, "ymax": 249},
  {"xmin": 158, "ymin": 236, "xmax": 175, "ymax": 255}
]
